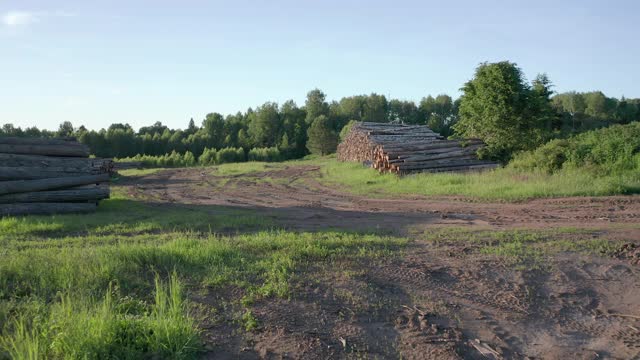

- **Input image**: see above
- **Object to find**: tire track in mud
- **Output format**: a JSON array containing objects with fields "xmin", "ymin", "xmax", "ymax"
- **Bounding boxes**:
[
  {"xmin": 118, "ymin": 165, "xmax": 640, "ymax": 358},
  {"xmin": 122, "ymin": 165, "xmax": 640, "ymax": 231}
]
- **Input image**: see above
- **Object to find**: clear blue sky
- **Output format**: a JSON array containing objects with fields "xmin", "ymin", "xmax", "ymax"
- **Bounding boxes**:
[{"xmin": 1, "ymin": 0, "xmax": 638, "ymax": 131}]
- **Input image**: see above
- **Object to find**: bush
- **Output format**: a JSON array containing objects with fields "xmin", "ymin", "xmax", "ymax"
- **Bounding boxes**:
[
  {"xmin": 116, "ymin": 151, "xmax": 198, "ymax": 168},
  {"xmin": 217, "ymin": 147, "xmax": 245, "ymax": 164},
  {"xmin": 198, "ymin": 148, "xmax": 218, "ymax": 166},
  {"xmin": 510, "ymin": 122, "xmax": 640, "ymax": 174},
  {"xmin": 117, "ymin": 146, "xmax": 295, "ymax": 167},
  {"xmin": 247, "ymin": 147, "xmax": 282, "ymax": 162}
]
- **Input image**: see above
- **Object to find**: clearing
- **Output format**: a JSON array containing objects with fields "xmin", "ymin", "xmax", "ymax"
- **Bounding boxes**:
[{"xmin": 114, "ymin": 162, "xmax": 640, "ymax": 359}]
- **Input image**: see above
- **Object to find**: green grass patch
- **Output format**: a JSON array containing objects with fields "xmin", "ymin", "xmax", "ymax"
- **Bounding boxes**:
[
  {"xmin": 313, "ymin": 157, "xmax": 640, "ymax": 201},
  {"xmin": 117, "ymin": 168, "xmax": 163, "ymax": 177},
  {"xmin": 0, "ymin": 191, "xmax": 269, "ymax": 241},
  {"xmin": 213, "ymin": 162, "xmax": 285, "ymax": 176},
  {"xmin": 0, "ymin": 274, "xmax": 199, "ymax": 360},
  {"xmin": 0, "ymin": 185, "xmax": 406, "ymax": 358},
  {"xmin": 423, "ymin": 227, "xmax": 619, "ymax": 269}
]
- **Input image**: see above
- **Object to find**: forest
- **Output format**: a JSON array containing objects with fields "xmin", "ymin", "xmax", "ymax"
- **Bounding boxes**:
[{"xmin": 1, "ymin": 62, "xmax": 639, "ymax": 164}]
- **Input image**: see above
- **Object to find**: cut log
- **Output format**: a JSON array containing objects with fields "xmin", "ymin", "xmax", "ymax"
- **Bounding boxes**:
[
  {"xmin": 0, "ymin": 202, "xmax": 97, "ymax": 216},
  {"xmin": 0, "ymin": 187, "xmax": 110, "ymax": 204},
  {"xmin": 389, "ymin": 154, "xmax": 477, "ymax": 164},
  {"xmin": 396, "ymin": 160, "xmax": 498, "ymax": 171},
  {"xmin": 0, "ymin": 174, "xmax": 110, "ymax": 195},
  {"xmin": 0, "ymin": 143, "xmax": 90, "ymax": 157},
  {"xmin": 0, "ymin": 136, "xmax": 82, "ymax": 146},
  {"xmin": 387, "ymin": 144, "xmax": 484, "ymax": 159},
  {"xmin": 378, "ymin": 139, "xmax": 484, "ymax": 152},
  {"xmin": 399, "ymin": 163, "xmax": 499, "ymax": 175},
  {"xmin": 0, "ymin": 167, "xmax": 100, "ymax": 180},
  {"xmin": 0, "ymin": 154, "xmax": 113, "ymax": 171}
]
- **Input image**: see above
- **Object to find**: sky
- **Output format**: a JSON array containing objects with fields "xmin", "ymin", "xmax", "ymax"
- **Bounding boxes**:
[{"xmin": 1, "ymin": 0, "xmax": 639, "ymax": 131}]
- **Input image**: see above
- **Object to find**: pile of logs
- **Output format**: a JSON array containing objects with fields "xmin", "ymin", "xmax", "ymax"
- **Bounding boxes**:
[
  {"xmin": 337, "ymin": 122, "xmax": 498, "ymax": 175},
  {"xmin": 0, "ymin": 137, "xmax": 113, "ymax": 216}
]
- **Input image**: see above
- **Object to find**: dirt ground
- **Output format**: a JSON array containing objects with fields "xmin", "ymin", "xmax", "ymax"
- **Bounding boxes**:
[{"xmin": 122, "ymin": 165, "xmax": 640, "ymax": 359}]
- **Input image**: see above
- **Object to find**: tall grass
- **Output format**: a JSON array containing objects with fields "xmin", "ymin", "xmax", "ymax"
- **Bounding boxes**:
[
  {"xmin": 0, "ymin": 274, "xmax": 200, "ymax": 359},
  {"xmin": 0, "ymin": 191, "xmax": 405, "ymax": 359},
  {"xmin": 313, "ymin": 157, "xmax": 640, "ymax": 201}
]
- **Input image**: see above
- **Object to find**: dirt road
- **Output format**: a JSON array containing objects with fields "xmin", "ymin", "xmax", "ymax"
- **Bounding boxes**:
[{"xmin": 123, "ymin": 165, "xmax": 640, "ymax": 359}]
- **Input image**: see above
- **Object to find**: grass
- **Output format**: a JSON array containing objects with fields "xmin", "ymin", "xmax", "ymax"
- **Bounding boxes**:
[
  {"xmin": 312, "ymin": 156, "xmax": 640, "ymax": 201},
  {"xmin": 423, "ymin": 227, "xmax": 620, "ymax": 270},
  {"xmin": 117, "ymin": 168, "xmax": 163, "ymax": 177},
  {"xmin": 0, "ymin": 189, "xmax": 269, "ymax": 241},
  {"xmin": 0, "ymin": 183, "xmax": 406, "ymax": 359},
  {"xmin": 0, "ymin": 274, "xmax": 199, "ymax": 360},
  {"xmin": 213, "ymin": 161, "xmax": 285, "ymax": 176},
  {"xmin": 120, "ymin": 155, "xmax": 639, "ymax": 202}
]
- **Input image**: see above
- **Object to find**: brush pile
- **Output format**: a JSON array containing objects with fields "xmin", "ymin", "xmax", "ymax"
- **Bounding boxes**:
[
  {"xmin": 0, "ymin": 137, "xmax": 113, "ymax": 216},
  {"xmin": 337, "ymin": 122, "xmax": 498, "ymax": 175}
]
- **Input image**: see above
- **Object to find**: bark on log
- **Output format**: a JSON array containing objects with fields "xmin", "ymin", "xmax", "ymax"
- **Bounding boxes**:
[
  {"xmin": 0, "ymin": 188, "xmax": 110, "ymax": 204},
  {"xmin": 0, "ymin": 137, "xmax": 82, "ymax": 146},
  {"xmin": 0, "ymin": 154, "xmax": 112, "ymax": 171},
  {"xmin": 388, "ymin": 154, "xmax": 477, "ymax": 164},
  {"xmin": 0, "ymin": 202, "xmax": 97, "ymax": 216},
  {"xmin": 386, "ymin": 144, "xmax": 484, "ymax": 159},
  {"xmin": 0, "ymin": 143, "xmax": 90, "ymax": 157},
  {"xmin": 0, "ymin": 174, "xmax": 110, "ymax": 195},
  {"xmin": 396, "ymin": 160, "xmax": 497, "ymax": 171},
  {"xmin": 337, "ymin": 121, "xmax": 498, "ymax": 175},
  {"xmin": 0, "ymin": 167, "xmax": 100, "ymax": 180},
  {"xmin": 399, "ymin": 163, "xmax": 499, "ymax": 175},
  {"xmin": 378, "ymin": 139, "xmax": 484, "ymax": 151}
]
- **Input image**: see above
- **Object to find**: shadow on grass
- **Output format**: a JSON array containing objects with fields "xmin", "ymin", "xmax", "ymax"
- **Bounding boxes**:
[
  {"xmin": 0, "ymin": 198, "xmax": 272, "ymax": 240},
  {"xmin": 1, "ymin": 192, "xmax": 451, "ymax": 240}
]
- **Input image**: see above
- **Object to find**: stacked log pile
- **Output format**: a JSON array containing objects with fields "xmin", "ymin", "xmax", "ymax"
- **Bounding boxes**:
[
  {"xmin": 337, "ymin": 122, "xmax": 498, "ymax": 175},
  {"xmin": 0, "ymin": 137, "xmax": 113, "ymax": 216}
]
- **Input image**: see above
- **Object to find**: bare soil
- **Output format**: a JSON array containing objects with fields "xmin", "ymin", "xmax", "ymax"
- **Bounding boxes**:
[{"xmin": 122, "ymin": 165, "xmax": 640, "ymax": 359}]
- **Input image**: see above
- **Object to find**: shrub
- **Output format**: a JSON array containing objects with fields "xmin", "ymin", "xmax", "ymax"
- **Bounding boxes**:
[
  {"xmin": 217, "ymin": 147, "xmax": 245, "ymax": 164},
  {"xmin": 247, "ymin": 147, "xmax": 282, "ymax": 162},
  {"xmin": 198, "ymin": 148, "xmax": 218, "ymax": 166},
  {"xmin": 510, "ymin": 122, "xmax": 640, "ymax": 174}
]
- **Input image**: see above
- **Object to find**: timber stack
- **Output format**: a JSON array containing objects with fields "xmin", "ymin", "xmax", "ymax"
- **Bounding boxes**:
[
  {"xmin": 0, "ymin": 137, "xmax": 113, "ymax": 216},
  {"xmin": 337, "ymin": 122, "xmax": 498, "ymax": 175}
]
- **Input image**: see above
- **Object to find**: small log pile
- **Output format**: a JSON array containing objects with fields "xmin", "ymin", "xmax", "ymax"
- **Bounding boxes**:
[
  {"xmin": 0, "ymin": 137, "xmax": 113, "ymax": 216},
  {"xmin": 337, "ymin": 122, "xmax": 498, "ymax": 175}
]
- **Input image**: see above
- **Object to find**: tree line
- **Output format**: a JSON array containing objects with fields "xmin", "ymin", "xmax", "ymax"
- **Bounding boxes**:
[
  {"xmin": 0, "ymin": 91, "xmax": 461, "ymax": 160},
  {"xmin": 1, "ymin": 62, "xmax": 639, "ymax": 163}
]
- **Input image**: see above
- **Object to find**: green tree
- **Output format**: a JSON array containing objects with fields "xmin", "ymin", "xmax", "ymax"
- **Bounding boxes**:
[
  {"xmin": 203, "ymin": 113, "xmax": 225, "ymax": 149},
  {"xmin": 305, "ymin": 89, "xmax": 329, "ymax": 124},
  {"xmin": 57, "ymin": 121, "xmax": 75, "ymax": 137},
  {"xmin": 249, "ymin": 102, "xmax": 281, "ymax": 147},
  {"xmin": 306, "ymin": 115, "xmax": 338, "ymax": 155},
  {"xmin": 186, "ymin": 118, "xmax": 198, "ymax": 135},
  {"xmin": 454, "ymin": 61, "xmax": 550, "ymax": 160},
  {"xmin": 362, "ymin": 93, "xmax": 388, "ymax": 122},
  {"xmin": 388, "ymin": 99, "xmax": 420, "ymax": 124}
]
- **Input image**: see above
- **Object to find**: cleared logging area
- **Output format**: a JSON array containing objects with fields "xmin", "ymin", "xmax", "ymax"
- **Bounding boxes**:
[
  {"xmin": 0, "ymin": 137, "xmax": 113, "ymax": 216},
  {"xmin": 337, "ymin": 122, "xmax": 498, "ymax": 175}
]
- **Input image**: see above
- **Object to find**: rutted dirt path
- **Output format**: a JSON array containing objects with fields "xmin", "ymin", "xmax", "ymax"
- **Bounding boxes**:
[
  {"xmin": 121, "ymin": 165, "xmax": 640, "ymax": 359},
  {"xmin": 126, "ymin": 165, "xmax": 640, "ymax": 234}
]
